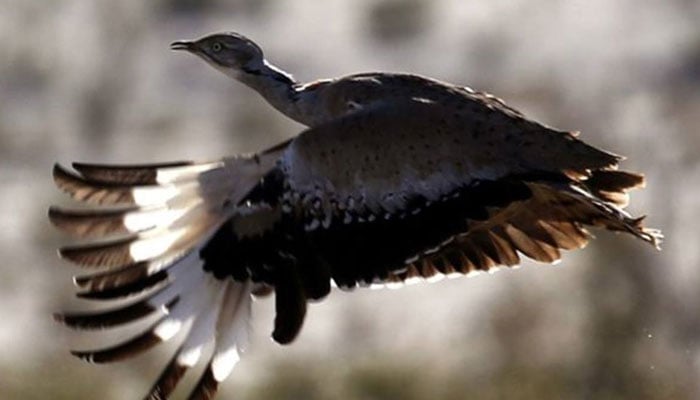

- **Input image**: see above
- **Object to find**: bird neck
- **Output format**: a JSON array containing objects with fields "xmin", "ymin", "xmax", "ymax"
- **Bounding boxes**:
[{"xmin": 236, "ymin": 61, "xmax": 308, "ymax": 125}]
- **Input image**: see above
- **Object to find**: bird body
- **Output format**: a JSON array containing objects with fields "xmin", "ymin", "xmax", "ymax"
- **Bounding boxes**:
[{"xmin": 51, "ymin": 32, "xmax": 660, "ymax": 399}]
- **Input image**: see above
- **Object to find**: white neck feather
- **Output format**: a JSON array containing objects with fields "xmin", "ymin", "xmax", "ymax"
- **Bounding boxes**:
[{"xmin": 223, "ymin": 60, "xmax": 312, "ymax": 125}]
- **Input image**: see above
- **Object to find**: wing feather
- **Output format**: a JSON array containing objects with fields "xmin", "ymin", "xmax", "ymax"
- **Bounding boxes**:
[
  {"xmin": 380, "ymin": 178, "xmax": 656, "ymax": 286},
  {"xmin": 281, "ymin": 99, "xmax": 621, "ymax": 221}
]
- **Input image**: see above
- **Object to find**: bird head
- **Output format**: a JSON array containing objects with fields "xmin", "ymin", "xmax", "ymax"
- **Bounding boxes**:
[{"xmin": 171, "ymin": 32, "xmax": 265, "ymax": 78}]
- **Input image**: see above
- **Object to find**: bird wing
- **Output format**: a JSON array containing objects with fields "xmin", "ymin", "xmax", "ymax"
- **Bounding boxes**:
[
  {"xmin": 51, "ymin": 144, "xmax": 287, "ymax": 399},
  {"xmin": 279, "ymin": 98, "xmax": 622, "ymax": 227},
  {"xmin": 294, "ymin": 172, "xmax": 659, "ymax": 291},
  {"xmin": 269, "ymin": 98, "xmax": 660, "ymax": 292},
  {"xmin": 378, "ymin": 180, "xmax": 660, "ymax": 288}
]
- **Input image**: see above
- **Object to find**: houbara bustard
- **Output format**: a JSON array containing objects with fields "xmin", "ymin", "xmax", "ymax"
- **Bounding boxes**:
[{"xmin": 50, "ymin": 32, "xmax": 661, "ymax": 399}]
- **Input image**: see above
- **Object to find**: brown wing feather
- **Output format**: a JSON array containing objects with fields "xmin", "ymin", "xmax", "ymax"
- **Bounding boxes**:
[
  {"xmin": 386, "ymin": 180, "xmax": 659, "ymax": 284},
  {"xmin": 72, "ymin": 161, "xmax": 193, "ymax": 185}
]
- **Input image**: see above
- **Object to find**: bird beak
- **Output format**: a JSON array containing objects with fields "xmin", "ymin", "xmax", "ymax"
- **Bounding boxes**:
[{"xmin": 170, "ymin": 41, "xmax": 194, "ymax": 51}]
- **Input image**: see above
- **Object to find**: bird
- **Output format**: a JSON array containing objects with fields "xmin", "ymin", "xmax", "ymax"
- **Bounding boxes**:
[{"xmin": 50, "ymin": 32, "xmax": 661, "ymax": 399}]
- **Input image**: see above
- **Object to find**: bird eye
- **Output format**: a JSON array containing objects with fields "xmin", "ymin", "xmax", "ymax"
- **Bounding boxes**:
[{"xmin": 212, "ymin": 42, "xmax": 223, "ymax": 52}]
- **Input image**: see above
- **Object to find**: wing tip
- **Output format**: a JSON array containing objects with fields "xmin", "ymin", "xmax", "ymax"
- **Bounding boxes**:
[
  {"xmin": 53, "ymin": 296, "xmax": 175, "ymax": 331},
  {"xmin": 75, "ymin": 269, "xmax": 170, "ymax": 300},
  {"xmin": 58, "ymin": 236, "xmax": 137, "ymax": 268},
  {"xmin": 68, "ymin": 324, "xmax": 164, "ymax": 363},
  {"xmin": 69, "ymin": 349, "xmax": 96, "ymax": 363},
  {"xmin": 52, "ymin": 312, "xmax": 66, "ymax": 324},
  {"xmin": 53, "ymin": 163, "xmax": 78, "ymax": 187},
  {"xmin": 145, "ymin": 358, "xmax": 189, "ymax": 400},
  {"xmin": 187, "ymin": 367, "xmax": 220, "ymax": 400}
]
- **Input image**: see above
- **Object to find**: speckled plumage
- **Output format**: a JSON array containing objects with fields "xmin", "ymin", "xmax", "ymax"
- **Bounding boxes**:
[{"xmin": 51, "ymin": 32, "xmax": 661, "ymax": 400}]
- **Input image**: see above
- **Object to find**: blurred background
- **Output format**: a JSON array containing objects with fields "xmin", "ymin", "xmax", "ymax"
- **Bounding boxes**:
[{"xmin": 1, "ymin": 0, "xmax": 699, "ymax": 399}]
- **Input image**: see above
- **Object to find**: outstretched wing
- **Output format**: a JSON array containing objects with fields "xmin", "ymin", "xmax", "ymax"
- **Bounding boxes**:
[
  {"xmin": 272, "ymin": 98, "xmax": 660, "ymax": 287},
  {"xmin": 51, "ymin": 147, "xmax": 285, "ymax": 400}
]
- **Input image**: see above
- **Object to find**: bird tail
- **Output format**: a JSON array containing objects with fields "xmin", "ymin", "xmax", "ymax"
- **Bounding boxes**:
[{"xmin": 51, "ymin": 149, "xmax": 282, "ymax": 399}]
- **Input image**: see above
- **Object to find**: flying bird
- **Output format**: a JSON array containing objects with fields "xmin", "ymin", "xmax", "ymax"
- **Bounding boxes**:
[{"xmin": 50, "ymin": 32, "xmax": 661, "ymax": 399}]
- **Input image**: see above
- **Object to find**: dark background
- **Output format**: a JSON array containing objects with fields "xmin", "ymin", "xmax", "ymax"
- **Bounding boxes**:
[{"xmin": 1, "ymin": 1, "xmax": 699, "ymax": 399}]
